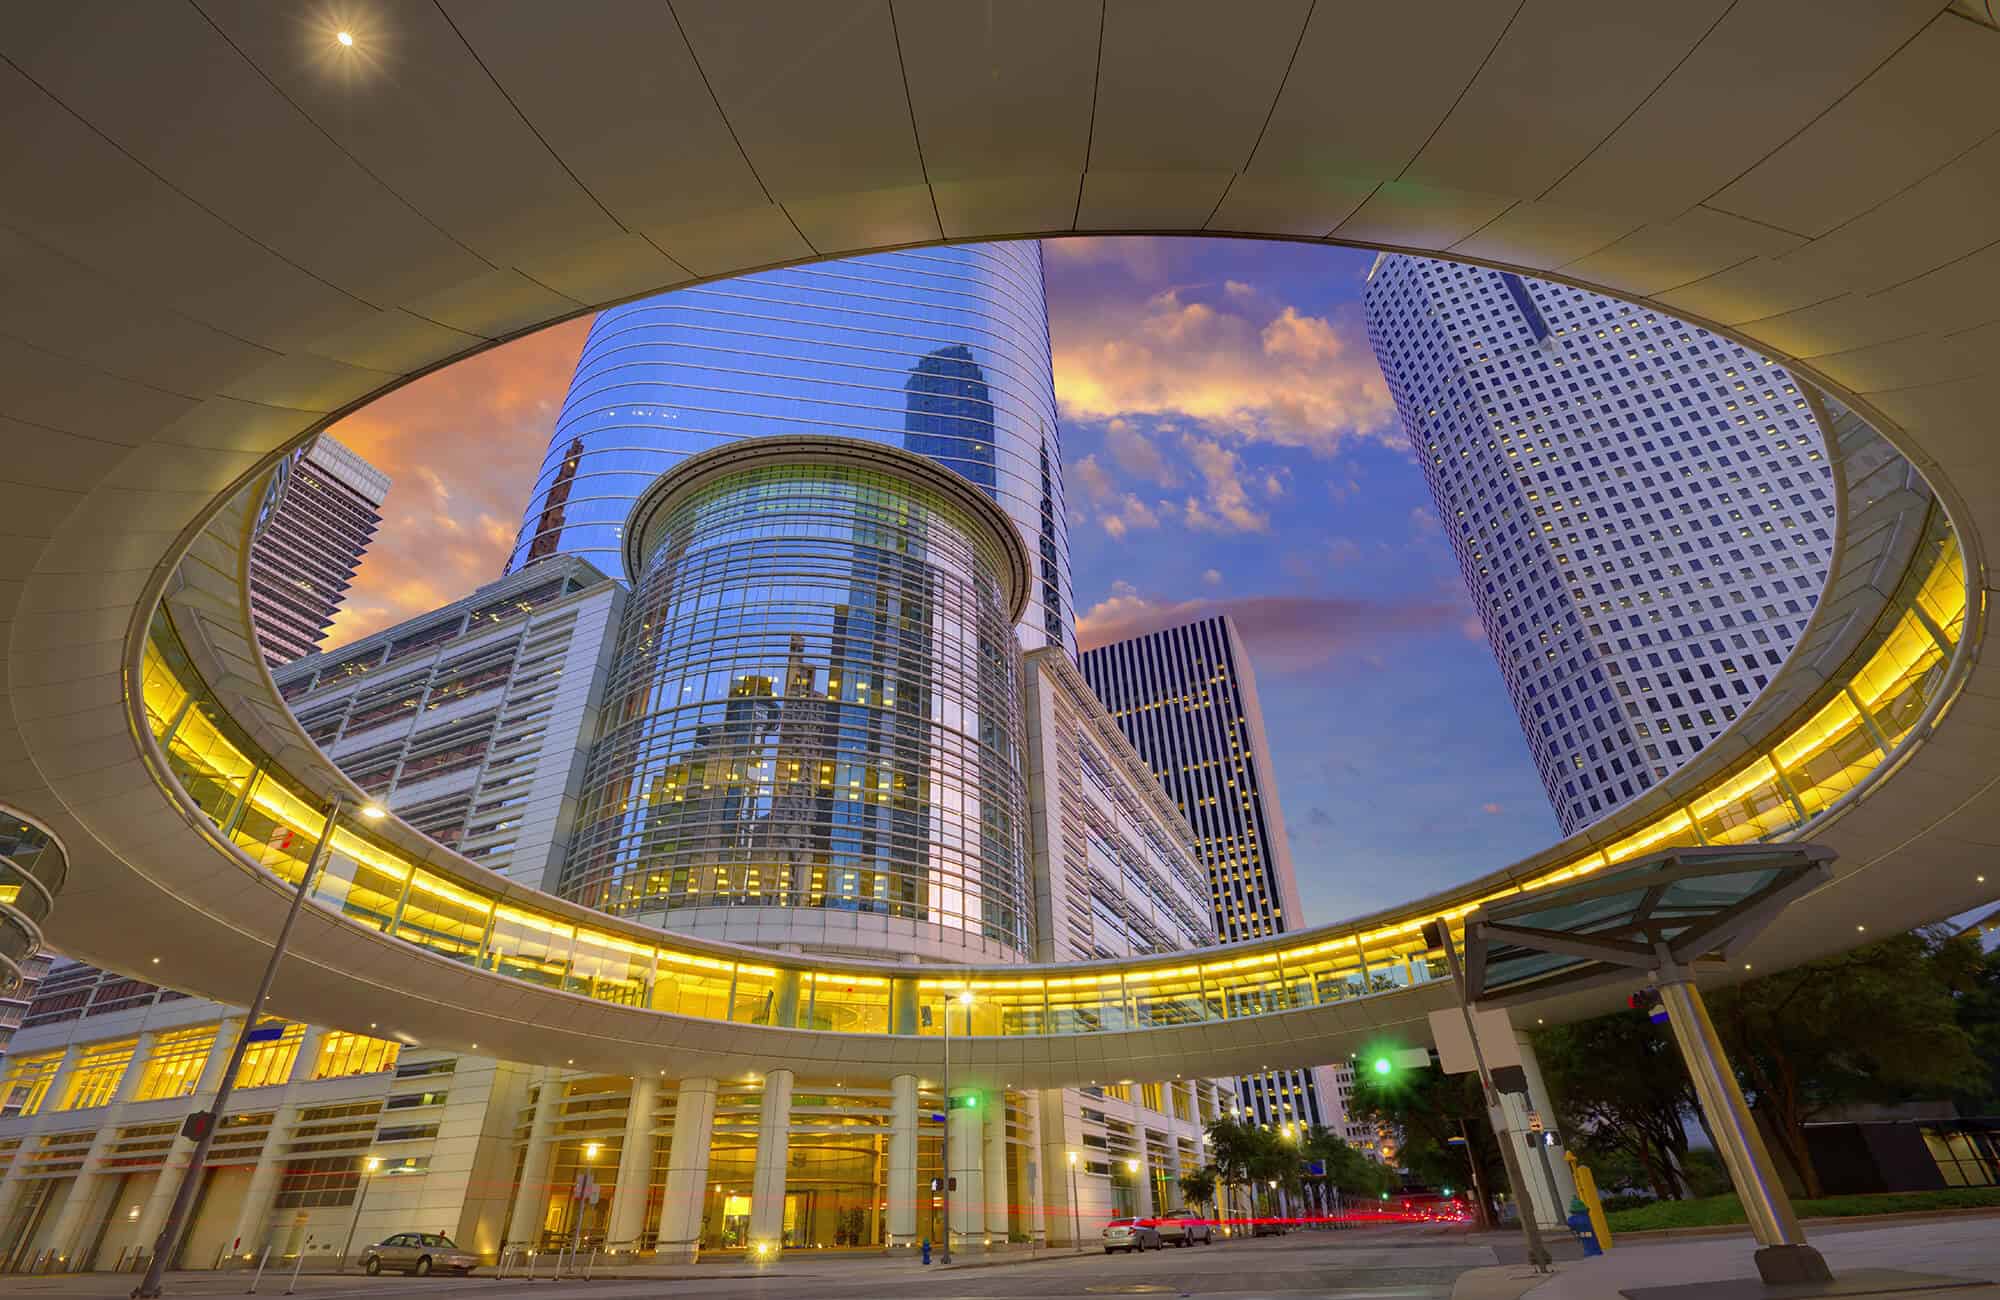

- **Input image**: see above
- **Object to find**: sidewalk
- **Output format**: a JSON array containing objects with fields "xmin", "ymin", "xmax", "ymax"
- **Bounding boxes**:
[{"xmin": 1451, "ymin": 1217, "xmax": 1999, "ymax": 1299}]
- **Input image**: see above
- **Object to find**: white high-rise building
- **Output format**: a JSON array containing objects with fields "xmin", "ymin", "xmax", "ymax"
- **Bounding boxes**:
[{"xmin": 1363, "ymin": 255, "xmax": 1837, "ymax": 833}]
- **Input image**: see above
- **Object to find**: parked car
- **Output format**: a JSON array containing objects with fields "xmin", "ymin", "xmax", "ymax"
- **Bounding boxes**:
[
  {"xmin": 1101, "ymin": 1217, "xmax": 1162, "ymax": 1253},
  {"xmin": 1250, "ymin": 1219, "xmax": 1288, "ymax": 1238},
  {"xmin": 361, "ymin": 1232, "xmax": 480, "ymax": 1276},
  {"xmin": 1152, "ymin": 1209, "xmax": 1213, "ymax": 1246}
]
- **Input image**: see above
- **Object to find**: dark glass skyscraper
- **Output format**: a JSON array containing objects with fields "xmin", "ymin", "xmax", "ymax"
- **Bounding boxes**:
[{"xmin": 508, "ymin": 244, "xmax": 1074, "ymax": 655}]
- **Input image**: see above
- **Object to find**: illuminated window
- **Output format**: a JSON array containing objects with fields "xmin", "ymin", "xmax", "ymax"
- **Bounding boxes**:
[
  {"xmin": 312, "ymin": 1031, "xmax": 401, "ymax": 1080},
  {"xmin": 235, "ymin": 1022, "xmax": 307, "ymax": 1090},
  {"xmin": 0, "ymin": 1051, "xmax": 63, "ymax": 1117},
  {"xmin": 134, "ymin": 1025, "xmax": 219, "ymax": 1102},
  {"xmin": 60, "ymin": 1040, "xmax": 137, "ymax": 1110}
]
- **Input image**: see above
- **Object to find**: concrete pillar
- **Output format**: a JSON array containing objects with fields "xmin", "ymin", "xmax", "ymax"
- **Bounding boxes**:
[
  {"xmin": 1513, "ymin": 1031, "xmax": 1578, "ymax": 1214},
  {"xmin": 505, "ymin": 1069, "xmax": 563, "ymax": 1253},
  {"xmin": 748, "ymin": 1070, "xmax": 793, "ymax": 1255},
  {"xmin": 1130, "ymin": 1143, "xmax": 1154, "ymax": 1219},
  {"xmin": 654, "ymin": 1077, "xmax": 715, "ymax": 1263},
  {"xmin": 1036, "ymin": 1091, "xmax": 1078, "ymax": 1246},
  {"xmin": 288, "ymin": 1028, "xmax": 325, "ymax": 1084},
  {"xmin": 983, "ymin": 1095, "xmax": 1009, "ymax": 1241},
  {"xmin": 886, "ymin": 1074, "xmax": 917, "ymax": 1249},
  {"xmin": 132, "ymin": 1019, "xmax": 240, "ymax": 1266},
  {"xmin": 1020, "ymin": 1091, "xmax": 1046, "ymax": 1244},
  {"xmin": 1498, "ymin": 1089, "xmax": 1565, "ymax": 1231},
  {"xmin": 47, "ymin": 1031, "xmax": 156, "ymax": 1266},
  {"xmin": 604, "ymin": 1076, "xmax": 658, "ymax": 1252},
  {"xmin": 947, "ymin": 1093, "xmax": 981, "ymax": 1247},
  {"xmin": 223, "ymin": 1103, "xmax": 299, "ymax": 1259}
]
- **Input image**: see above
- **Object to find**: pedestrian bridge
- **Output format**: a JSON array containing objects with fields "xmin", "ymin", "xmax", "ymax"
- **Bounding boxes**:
[{"xmin": 5, "ymin": 5, "xmax": 1995, "ymax": 1089}]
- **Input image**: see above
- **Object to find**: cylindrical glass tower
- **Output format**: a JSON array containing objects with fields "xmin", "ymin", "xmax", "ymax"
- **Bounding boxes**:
[
  {"xmin": 510, "ymin": 243, "xmax": 1075, "ymax": 656},
  {"xmin": 560, "ymin": 437, "xmax": 1033, "ymax": 963}
]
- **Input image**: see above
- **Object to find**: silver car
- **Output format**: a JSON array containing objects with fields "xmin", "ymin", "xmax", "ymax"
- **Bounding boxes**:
[
  {"xmin": 1153, "ymin": 1209, "xmax": 1213, "ymax": 1246},
  {"xmin": 1101, "ymin": 1217, "xmax": 1162, "ymax": 1254},
  {"xmin": 361, "ymin": 1232, "xmax": 480, "ymax": 1276}
]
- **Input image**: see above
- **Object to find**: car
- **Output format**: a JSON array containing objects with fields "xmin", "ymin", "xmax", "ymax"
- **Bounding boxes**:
[
  {"xmin": 361, "ymin": 1232, "xmax": 480, "ymax": 1276},
  {"xmin": 1250, "ymin": 1219, "xmax": 1288, "ymax": 1238},
  {"xmin": 1100, "ymin": 1217, "xmax": 1162, "ymax": 1254},
  {"xmin": 1152, "ymin": 1209, "xmax": 1213, "ymax": 1246}
]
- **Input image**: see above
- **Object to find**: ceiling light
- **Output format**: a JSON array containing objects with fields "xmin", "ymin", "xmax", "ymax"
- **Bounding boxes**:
[
  {"xmin": 336, "ymin": 31, "xmax": 354, "ymax": 47},
  {"xmin": 360, "ymin": 804, "xmax": 387, "ymax": 820}
]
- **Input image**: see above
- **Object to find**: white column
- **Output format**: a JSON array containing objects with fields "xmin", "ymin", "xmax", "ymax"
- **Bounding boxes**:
[
  {"xmin": 287, "ymin": 1028, "xmax": 325, "ymax": 1084},
  {"xmin": 132, "ymin": 1020, "xmax": 239, "ymax": 1266},
  {"xmin": 1037, "ymin": 1091, "xmax": 1078, "ymax": 1246},
  {"xmin": 48, "ymin": 1031, "xmax": 156, "ymax": 1266},
  {"xmin": 947, "ymin": 1093, "xmax": 981, "ymax": 1247},
  {"xmin": 1514, "ymin": 1031, "xmax": 1579, "ymax": 1214},
  {"xmin": 506, "ymin": 1069, "xmax": 563, "ymax": 1253},
  {"xmin": 748, "ymin": 1070, "xmax": 793, "ymax": 1255},
  {"xmin": 604, "ymin": 1076, "xmax": 657, "ymax": 1253},
  {"xmin": 1498, "ymin": 1089, "xmax": 1565, "ymax": 1231},
  {"xmin": 1130, "ymin": 1143, "xmax": 1154, "ymax": 1219},
  {"xmin": 1020, "ymin": 1091, "xmax": 1046, "ymax": 1244},
  {"xmin": 983, "ymin": 1096, "xmax": 1009, "ymax": 1241},
  {"xmin": 223, "ymin": 1103, "xmax": 298, "ymax": 1260},
  {"xmin": 886, "ymin": 1074, "xmax": 917, "ymax": 1249},
  {"xmin": 654, "ymin": 1077, "xmax": 715, "ymax": 1263}
]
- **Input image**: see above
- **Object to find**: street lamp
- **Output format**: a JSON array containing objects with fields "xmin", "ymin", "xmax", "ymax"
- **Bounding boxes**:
[
  {"xmin": 1066, "ymin": 1151, "xmax": 1080, "ymax": 1251},
  {"xmin": 939, "ymin": 989, "xmax": 972, "ymax": 1264},
  {"xmin": 338, "ymin": 1155, "xmax": 382, "ymax": 1272}
]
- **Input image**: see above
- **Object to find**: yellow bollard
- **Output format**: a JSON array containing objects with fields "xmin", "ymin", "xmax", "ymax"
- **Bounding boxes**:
[{"xmin": 1564, "ymin": 1151, "xmax": 1613, "ymax": 1250}]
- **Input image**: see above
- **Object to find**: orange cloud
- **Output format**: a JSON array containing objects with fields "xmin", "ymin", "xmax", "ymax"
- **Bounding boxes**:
[
  {"xmin": 320, "ymin": 315, "xmax": 595, "ymax": 649},
  {"xmin": 1052, "ymin": 288, "xmax": 1397, "ymax": 455},
  {"xmin": 1077, "ymin": 583, "xmax": 1472, "ymax": 674}
]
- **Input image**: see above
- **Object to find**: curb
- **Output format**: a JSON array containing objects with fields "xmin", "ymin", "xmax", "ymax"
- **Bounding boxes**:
[{"xmin": 1607, "ymin": 1204, "xmax": 2000, "ymax": 1242}]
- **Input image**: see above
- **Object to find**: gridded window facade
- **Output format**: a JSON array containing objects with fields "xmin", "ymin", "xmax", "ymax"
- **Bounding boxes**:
[
  {"xmin": 507, "ymin": 244, "xmax": 1075, "ymax": 655},
  {"xmin": 313, "ymin": 1031, "xmax": 401, "ymax": 1081},
  {"xmin": 1363, "ymin": 255, "xmax": 1836, "ymax": 833},
  {"xmin": 247, "ymin": 435, "xmax": 390, "ymax": 667},
  {"xmin": 560, "ymin": 456, "xmax": 1032, "ymax": 955}
]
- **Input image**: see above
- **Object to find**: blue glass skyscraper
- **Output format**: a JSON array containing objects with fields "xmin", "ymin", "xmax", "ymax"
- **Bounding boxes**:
[{"xmin": 510, "ymin": 243, "xmax": 1074, "ymax": 654}]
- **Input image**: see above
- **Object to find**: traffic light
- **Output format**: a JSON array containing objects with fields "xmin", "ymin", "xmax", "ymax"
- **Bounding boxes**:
[
  {"xmin": 1372, "ymin": 1056, "xmax": 1393, "ymax": 1076},
  {"xmin": 1629, "ymin": 987, "xmax": 1669, "ymax": 1025}
]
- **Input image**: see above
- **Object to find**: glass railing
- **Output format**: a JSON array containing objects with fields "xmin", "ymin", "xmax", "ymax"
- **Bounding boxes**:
[
  {"xmin": 140, "ymin": 509, "xmax": 1967, "ymax": 1039},
  {"xmin": 1, "ymin": 818, "xmax": 65, "ymax": 990}
]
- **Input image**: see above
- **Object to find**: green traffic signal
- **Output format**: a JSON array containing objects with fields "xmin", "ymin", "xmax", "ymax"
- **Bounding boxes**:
[{"xmin": 1372, "ymin": 1057, "xmax": 1392, "ymax": 1075}]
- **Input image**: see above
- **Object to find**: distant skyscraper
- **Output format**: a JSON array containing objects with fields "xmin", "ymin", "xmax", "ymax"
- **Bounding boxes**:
[
  {"xmin": 1080, "ymin": 615, "xmax": 1334, "ymax": 1130},
  {"xmin": 507, "ymin": 244, "xmax": 1075, "ymax": 655},
  {"xmin": 247, "ymin": 434, "xmax": 391, "ymax": 666},
  {"xmin": 1363, "ymin": 255, "xmax": 1836, "ymax": 833}
]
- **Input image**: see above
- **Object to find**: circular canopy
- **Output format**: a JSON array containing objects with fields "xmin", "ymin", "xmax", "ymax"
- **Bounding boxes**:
[{"xmin": 3, "ymin": 6, "xmax": 1997, "ymax": 1085}]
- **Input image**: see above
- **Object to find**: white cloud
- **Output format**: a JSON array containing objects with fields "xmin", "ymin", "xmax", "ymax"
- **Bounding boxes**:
[
  {"xmin": 1203, "ymin": 568, "xmax": 1222, "ymax": 587},
  {"xmin": 1180, "ymin": 435, "xmax": 1268, "ymax": 533}
]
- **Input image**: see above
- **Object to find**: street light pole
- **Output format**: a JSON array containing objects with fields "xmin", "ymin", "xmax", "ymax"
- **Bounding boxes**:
[
  {"xmin": 1429, "ymin": 920, "xmax": 1552, "ymax": 1272},
  {"xmin": 938, "ymin": 990, "xmax": 971, "ymax": 1264},
  {"xmin": 338, "ymin": 1156, "xmax": 381, "ymax": 1271},
  {"xmin": 1066, "ymin": 1151, "xmax": 1080, "ymax": 1251},
  {"xmin": 134, "ymin": 792, "xmax": 353, "ymax": 1299}
]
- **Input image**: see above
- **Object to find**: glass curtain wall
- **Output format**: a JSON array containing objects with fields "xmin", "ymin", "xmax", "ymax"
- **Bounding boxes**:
[{"xmin": 507, "ymin": 244, "xmax": 1074, "ymax": 656}]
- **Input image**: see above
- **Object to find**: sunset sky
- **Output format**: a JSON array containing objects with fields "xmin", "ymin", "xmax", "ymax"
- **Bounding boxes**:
[{"xmin": 322, "ymin": 237, "xmax": 1557, "ymax": 925}]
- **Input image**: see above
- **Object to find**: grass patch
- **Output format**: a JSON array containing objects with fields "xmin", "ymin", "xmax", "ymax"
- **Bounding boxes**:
[{"xmin": 1603, "ymin": 1186, "xmax": 2000, "ymax": 1233}]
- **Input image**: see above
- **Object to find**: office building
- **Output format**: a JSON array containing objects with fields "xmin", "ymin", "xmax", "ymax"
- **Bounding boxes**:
[
  {"xmin": 272, "ymin": 559, "xmax": 622, "ymax": 892},
  {"xmin": 1362, "ymin": 254, "xmax": 1836, "ymax": 833},
  {"xmin": 506, "ymin": 243, "xmax": 1076, "ymax": 655},
  {"xmin": 1079, "ymin": 615, "xmax": 1336, "ymax": 1133},
  {"xmin": 247, "ymin": 435, "xmax": 392, "ymax": 667}
]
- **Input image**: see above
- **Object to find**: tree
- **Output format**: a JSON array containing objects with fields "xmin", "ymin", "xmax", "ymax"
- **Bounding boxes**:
[
  {"xmin": 1948, "ymin": 941, "xmax": 2000, "ymax": 1115},
  {"xmin": 1178, "ymin": 1167, "xmax": 1217, "ymax": 1219},
  {"xmin": 1202, "ymin": 1115, "xmax": 1303, "ymax": 1219},
  {"xmin": 1708, "ymin": 928, "xmax": 1986, "ymax": 1197},
  {"xmin": 1532, "ymin": 1013, "xmax": 1698, "ymax": 1200},
  {"xmin": 1299, "ymin": 1124, "xmax": 1395, "ymax": 1219},
  {"xmin": 1348, "ymin": 1062, "xmax": 1504, "ymax": 1227}
]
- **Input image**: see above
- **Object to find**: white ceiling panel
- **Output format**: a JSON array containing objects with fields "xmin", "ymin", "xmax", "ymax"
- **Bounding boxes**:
[
  {"xmin": 673, "ymin": 0, "xmax": 931, "ymax": 228},
  {"xmin": 1088, "ymin": 0, "xmax": 1308, "ymax": 174},
  {"xmin": 1561, "ymin": 204, "xmax": 1804, "ymax": 299},
  {"xmin": 1712, "ymin": 16, "xmax": 2000, "ymax": 239},
  {"xmin": 1545, "ymin": 2, "xmax": 1938, "ymax": 220},
  {"xmin": 196, "ymin": 0, "xmax": 626, "ymax": 270},
  {"xmin": 1334, "ymin": 184, "xmax": 1514, "ymax": 252},
  {"xmin": 1405, "ymin": 0, "xmax": 1732, "ymax": 199}
]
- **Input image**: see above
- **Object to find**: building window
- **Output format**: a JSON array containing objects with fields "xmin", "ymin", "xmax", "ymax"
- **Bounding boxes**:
[
  {"xmin": 312, "ymin": 1031, "xmax": 401, "ymax": 1080},
  {"xmin": 134, "ymin": 1025, "xmax": 219, "ymax": 1101},
  {"xmin": 59, "ymin": 1039, "xmax": 137, "ymax": 1110}
]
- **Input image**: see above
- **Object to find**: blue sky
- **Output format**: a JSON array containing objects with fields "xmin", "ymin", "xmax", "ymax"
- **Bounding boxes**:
[
  {"xmin": 1042, "ymin": 238, "xmax": 1556, "ymax": 924},
  {"xmin": 332, "ymin": 236, "xmax": 1561, "ymax": 929}
]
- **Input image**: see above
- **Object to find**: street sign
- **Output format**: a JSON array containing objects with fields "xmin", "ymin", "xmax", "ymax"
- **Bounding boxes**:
[
  {"xmin": 1428, "ymin": 1006, "xmax": 1523, "ymax": 1075},
  {"xmin": 572, "ymin": 1171, "xmax": 600, "ymax": 1206},
  {"xmin": 1304, "ymin": 1159, "xmax": 1328, "ymax": 1178},
  {"xmin": 1528, "ymin": 1111, "xmax": 1543, "ymax": 1134}
]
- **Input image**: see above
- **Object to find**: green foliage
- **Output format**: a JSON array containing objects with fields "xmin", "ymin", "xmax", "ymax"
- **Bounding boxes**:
[
  {"xmin": 1949, "ymin": 942, "xmax": 2000, "ymax": 1114},
  {"xmin": 1177, "ymin": 1166, "xmax": 1217, "ymax": 1215},
  {"xmin": 1199, "ymin": 1115, "xmax": 1390, "ymax": 1220},
  {"xmin": 1347, "ymin": 1060, "xmax": 1503, "ymax": 1224},
  {"xmin": 1532, "ymin": 1011, "xmax": 1696, "ymax": 1200},
  {"xmin": 1603, "ymin": 1186, "xmax": 2000, "ymax": 1233},
  {"xmin": 1708, "ymin": 928, "xmax": 1986, "ymax": 1197}
]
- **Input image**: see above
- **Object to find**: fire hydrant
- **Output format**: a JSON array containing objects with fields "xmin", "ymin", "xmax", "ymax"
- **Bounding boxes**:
[
  {"xmin": 921, "ymin": 1238, "xmax": 932, "ymax": 1265},
  {"xmin": 1566, "ymin": 1197, "xmax": 1603, "ymax": 1256}
]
